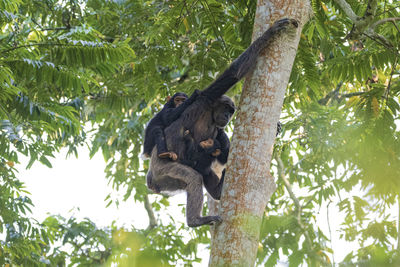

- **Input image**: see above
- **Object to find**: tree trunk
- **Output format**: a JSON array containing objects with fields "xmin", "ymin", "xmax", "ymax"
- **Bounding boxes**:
[{"xmin": 208, "ymin": 1, "xmax": 312, "ymax": 266}]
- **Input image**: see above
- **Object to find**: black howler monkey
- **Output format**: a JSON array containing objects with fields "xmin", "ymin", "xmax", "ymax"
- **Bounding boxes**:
[{"xmin": 147, "ymin": 18, "xmax": 298, "ymax": 227}]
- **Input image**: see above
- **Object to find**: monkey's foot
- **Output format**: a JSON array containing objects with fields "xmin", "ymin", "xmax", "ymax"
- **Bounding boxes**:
[
  {"xmin": 187, "ymin": 216, "xmax": 222, "ymax": 227},
  {"xmin": 200, "ymin": 138, "xmax": 214, "ymax": 149},
  {"xmin": 208, "ymin": 216, "xmax": 223, "ymax": 225},
  {"xmin": 158, "ymin": 152, "xmax": 178, "ymax": 161},
  {"xmin": 184, "ymin": 129, "xmax": 190, "ymax": 136},
  {"xmin": 211, "ymin": 149, "xmax": 221, "ymax": 157},
  {"xmin": 271, "ymin": 18, "xmax": 299, "ymax": 34}
]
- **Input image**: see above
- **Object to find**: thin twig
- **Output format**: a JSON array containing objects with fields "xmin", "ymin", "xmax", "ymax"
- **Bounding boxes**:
[
  {"xmin": 371, "ymin": 17, "xmax": 400, "ymax": 29},
  {"xmin": 304, "ymin": 192, "xmax": 318, "ymax": 210},
  {"xmin": 375, "ymin": 5, "xmax": 400, "ymax": 17},
  {"xmin": 363, "ymin": 0, "xmax": 378, "ymax": 19},
  {"xmin": 277, "ymin": 158, "xmax": 301, "ymax": 208},
  {"xmin": 276, "ymin": 156, "xmax": 314, "ymax": 251},
  {"xmin": 144, "ymin": 193, "xmax": 157, "ymax": 231},
  {"xmin": 176, "ymin": 0, "xmax": 188, "ymax": 28},
  {"xmin": 1, "ymin": 42, "xmax": 75, "ymax": 54},
  {"xmin": 340, "ymin": 91, "xmax": 367, "ymax": 98},
  {"xmin": 333, "ymin": 0, "xmax": 360, "ymax": 23},
  {"xmin": 362, "ymin": 32, "xmax": 400, "ymax": 56},
  {"xmin": 327, "ymin": 201, "xmax": 336, "ymax": 266},
  {"xmin": 384, "ymin": 56, "xmax": 398, "ymax": 101},
  {"xmin": 318, "ymin": 82, "xmax": 343, "ymax": 105},
  {"xmin": 30, "ymin": 18, "xmax": 70, "ymax": 33},
  {"xmin": 392, "ymin": 20, "xmax": 400, "ymax": 34},
  {"xmin": 200, "ymin": 0, "xmax": 228, "ymax": 57}
]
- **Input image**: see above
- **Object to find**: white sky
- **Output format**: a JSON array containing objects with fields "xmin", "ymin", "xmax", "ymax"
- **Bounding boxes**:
[{"xmin": 18, "ymin": 148, "xmax": 150, "ymax": 229}]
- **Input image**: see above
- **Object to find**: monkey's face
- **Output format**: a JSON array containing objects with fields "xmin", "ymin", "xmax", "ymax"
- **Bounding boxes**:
[
  {"xmin": 213, "ymin": 96, "xmax": 235, "ymax": 128},
  {"xmin": 174, "ymin": 96, "xmax": 187, "ymax": 107}
]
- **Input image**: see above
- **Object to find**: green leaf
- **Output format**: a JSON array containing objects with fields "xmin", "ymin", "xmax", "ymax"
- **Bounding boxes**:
[{"xmin": 39, "ymin": 155, "xmax": 52, "ymax": 168}]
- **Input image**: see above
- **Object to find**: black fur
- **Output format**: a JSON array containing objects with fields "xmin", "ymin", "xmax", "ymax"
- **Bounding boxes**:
[
  {"xmin": 182, "ymin": 127, "xmax": 231, "ymax": 200},
  {"xmin": 183, "ymin": 132, "xmax": 224, "ymax": 175},
  {"xmin": 143, "ymin": 92, "xmax": 198, "ymax": 158},
  {"xmin": 147, "ymin": 18, "xmax": 297, "ymax": 227}
]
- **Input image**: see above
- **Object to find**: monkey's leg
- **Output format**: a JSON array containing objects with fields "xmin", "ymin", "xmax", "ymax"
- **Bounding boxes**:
[
  {"xmin": 160, "ymin": 163, "xmax": 221, "ymax": 227},
  {"xmin": 153, "ymin": 127, "xmax": 178, "ymax": 161},
  {"xmin": 203, "ymin": 170, "xmax": 225, "ymax": 200},
  {"xmin": 186, "ymin": 175, "xmax": 222, "ymax": 227},
  {"xmin": 143, "ymin": 129, "xmax": 155, "ymax": 157}
]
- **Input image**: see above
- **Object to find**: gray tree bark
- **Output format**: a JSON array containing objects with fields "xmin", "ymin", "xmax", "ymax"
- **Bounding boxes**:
[{"xmin": 208, "ymin": 0, "xmax": 312, "ymax": 266}]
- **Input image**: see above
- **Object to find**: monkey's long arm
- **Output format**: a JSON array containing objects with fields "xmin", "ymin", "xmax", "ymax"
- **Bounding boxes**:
[
  {"xmin": 162, "ymin": 90, "xmax": 200, "ymax": 125},
  {"xmin": 201, "ymin": 18, "xmax": 297, "ymax": 101}
]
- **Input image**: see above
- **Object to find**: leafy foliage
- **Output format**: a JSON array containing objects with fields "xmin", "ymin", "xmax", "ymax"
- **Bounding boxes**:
[
  {"xmin": 0, "ymin": 0, "xmax": 133, "ymax": 265},
  {"xmin": 1, "ymin": 0, "xmax": 400, "ymax": 266}
]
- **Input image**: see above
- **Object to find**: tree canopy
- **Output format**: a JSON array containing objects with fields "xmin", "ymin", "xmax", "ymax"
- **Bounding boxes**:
[{"xmin": 1, "ymin": 0, "xmax": 400, "ymax": 266}]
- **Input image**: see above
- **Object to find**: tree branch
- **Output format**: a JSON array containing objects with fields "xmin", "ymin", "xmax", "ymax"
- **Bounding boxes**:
[
  {"xmin": 334, "ymin": 0, "xmax": 399, "ymax": 52},
  {"xmin": 318, "ymin": 82, "xmax": 343, "ymax": 105},
  {"xmin": 327, "ymin": 201, "xmax": 336, "ymax": 266},
  {"xmin": 31, "ymin": 18, "xmax": 70, "ymax": 32},
  {"xmin": 143, "ymin": 193, "xmax": 157, "ymax": 231},
  {"xmin": 340, "ymin": 91, "xmax": 367, "ymax": 98},
  {"xmin": 371, "ymin": 17, "xmax": 400, "ymax": 29},
  {"xmin": 317, "ymin": 83, "xmax": 370, "ymax": 105},
  {"xmin": 1, "ymin": 42, "xmax": 81, "ymax": 54},
  {"xmin": 276, "ymin": 156, "xmax": 314, "ymax": 251},
  {"xmin": 384, "ymin": 56, "xmax": 398, "ymax": 101},
  {"xmin": 363, "ymin": 0, "xmax": 378, "ymax": 19},
  {"xmin": 200, "ymin": 0, "xmax": 228, "ymax": 56},
  {"xmin": 277, "ymin": 157, "xmax": 301, "ymax": 209},
  {"xmin": 376, "ymin": 5, "xmax": 400, "ymax": 17},
  {"xmin": 333, "ymin": 0, "xmax": 360, "ymax": 23},
  {"xmin": 363, "ymin": 31, "xmax": 397, "ymax": 51}
]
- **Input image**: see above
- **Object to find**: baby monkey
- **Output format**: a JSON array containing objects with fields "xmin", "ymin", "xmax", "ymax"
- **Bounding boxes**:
[{"xmin": 143, "ymin": 91, "xmax": 200, "ymax": 161}]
